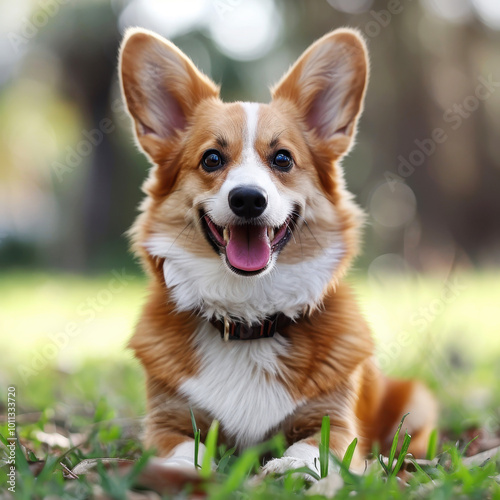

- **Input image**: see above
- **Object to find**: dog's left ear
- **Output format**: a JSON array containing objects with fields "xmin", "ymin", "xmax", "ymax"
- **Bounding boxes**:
[{"xmin": 272, "ymin": 29, "xmax": 368, "ymax": 157}]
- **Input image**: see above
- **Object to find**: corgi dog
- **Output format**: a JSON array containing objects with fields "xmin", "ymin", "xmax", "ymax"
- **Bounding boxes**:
[{"xmin": 119, "ymin": 27, "xmax": 437, "ymax": 475}]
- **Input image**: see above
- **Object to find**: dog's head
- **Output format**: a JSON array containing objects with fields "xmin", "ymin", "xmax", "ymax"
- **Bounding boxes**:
[{"xmin": 120, "ymin": 28, "xmax": 368, "ymax": 321}]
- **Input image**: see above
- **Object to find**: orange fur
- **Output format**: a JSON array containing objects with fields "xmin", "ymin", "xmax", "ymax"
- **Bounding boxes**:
[{"xmin": 119, "ymin": 27, "xmax": 437, "ymax": 467}]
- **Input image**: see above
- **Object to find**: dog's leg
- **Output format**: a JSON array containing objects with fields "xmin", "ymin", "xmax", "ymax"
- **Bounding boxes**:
[
  {"xmin": 261, "ymin": 383, "xmax": 364, "ymax": 481},
  {"xmin": 373, "ymin": 378, "xmax": 438, "ymax": 457},
  {"xmin": 145, "ymin": 415, "xmax": 205, "ymax": 468},
  {"xmin": 260, "ymin": 432, "xmax": 361, "ymax": 482},
  {"xmin": 144, "ymin": 383, "xmax": 212, "ymax": 468}
]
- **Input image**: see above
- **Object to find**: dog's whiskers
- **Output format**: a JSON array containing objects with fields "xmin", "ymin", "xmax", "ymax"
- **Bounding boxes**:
[
  {"xmin": 164, "ymin": 221, "xmax": 194, "ymax": 255},
  {"xmin": 289, "ymin": 217, "xmax": 305, "ymax": 255},
  {"xmin": 186, "ymin": 197, "xmax": 217, "ymax": 218},
  {"xmin": 293, "ymin": 211, "xmax": 323, "ymax": 250},
  {"xmin": 284, "ymin": 219, "xmax": 297, "ymax": 245}
]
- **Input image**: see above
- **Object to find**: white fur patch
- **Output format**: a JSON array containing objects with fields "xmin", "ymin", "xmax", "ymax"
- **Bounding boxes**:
[
  {"xmin": 161, "ymin": 441, "xmax": 206, "ymax": 469},
  {"xmin": 145, "ymin": 234, "xmax": 344, "ymax": 323},
  {"xmin": 261, "ymin": 456, "xmax": 319, "ymax": 481},
  {"xmin": 179, "ymin": 322, "xmax": 300, "ymax": 449},
  {"xmin": 284, "ymin": 441, "xmax": 320, "ymax": 463},
  {"xmin": 261, "ymin": 442, "xmax": 338, "ymax": 482}
]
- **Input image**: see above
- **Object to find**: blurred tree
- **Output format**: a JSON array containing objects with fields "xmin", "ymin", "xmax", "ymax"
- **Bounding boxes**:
[{"xmin": 1, "ymin": 0, "xmax": 499, "ymax": 272}]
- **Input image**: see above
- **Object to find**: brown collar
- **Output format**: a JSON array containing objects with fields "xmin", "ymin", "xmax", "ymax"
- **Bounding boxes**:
[{"xmin": 209, "ymin": 313, "xmax": 293, "ymax": 341}]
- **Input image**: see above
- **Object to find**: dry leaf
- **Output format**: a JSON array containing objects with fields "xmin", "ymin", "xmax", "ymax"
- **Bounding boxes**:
[
  {"xmin": 462, "ymin": 446, "xmax": 500, "ymax": 466},
  {"xmin": 71, "ymin": 457, "xmax": 135, "ymax": 475}
]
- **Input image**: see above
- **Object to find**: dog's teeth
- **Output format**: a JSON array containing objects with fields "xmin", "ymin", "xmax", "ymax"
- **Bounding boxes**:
[
  {"xmin": 223, "ymin": 227, "xmax": 230, "ymax": 243},
  {"xmin": 268, "ymin": 227, "xmax": 275, "ymax": 241}
]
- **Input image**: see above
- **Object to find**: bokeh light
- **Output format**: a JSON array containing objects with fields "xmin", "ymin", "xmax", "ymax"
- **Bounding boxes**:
[
  {"xmin": 118, "ymin": 0, "xmax": 208, "ymax": 39},
  {"xmin": 369, "ymin": 182, "xmax": 417, "ymax": 229},
  {"xmin": 472, "ymin": 0, "xmax": 500, "ymax": 29},
  {"xmin": 326, "ymin": 0, "xmax": 374, "ymax": 15},
  {"xmin": 421, "ymin": 0, "xmax": 473, "ymax": 24},
  {"xmin": 118, "ymin": 0, "xmax": 280, "ymax": 61},
  {"xmin": 207, "ymin": 0, "xmax": 280, "ymax": 61}
]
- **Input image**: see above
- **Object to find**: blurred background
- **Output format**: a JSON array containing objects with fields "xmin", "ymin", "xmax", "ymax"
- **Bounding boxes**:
[{"xmin": 1, "ymin": 0, "xmax": 500, "ymax": 436}]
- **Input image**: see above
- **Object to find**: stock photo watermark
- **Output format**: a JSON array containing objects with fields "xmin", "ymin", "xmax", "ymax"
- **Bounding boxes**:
[
  {"xmin": 385, "ymin": 74, "xmax": 500, "ymax": 191},
  {"xmin": 5, "ymin": 386, "xmax": 17, "ymax": 493},
  {"xmin": 373, "ymin": 274, "xmax": 500, "ymax": 432},
  {"xmin": 326, "ymin": 0, "xmax": 417, "ymax": 37},
  {"xmin": 376, "ymin": 275, "xmax": 467, "ymax": 371},
  {"xmin": 363, "ymin": 0, "xmax": 415, "ymax": 38},
  {"xmin": 7, "ymin": 0, "xmax": 72, "ymax": 54},
  {"xmin": 51, "ymin": 98, "xmax": 129, "ymax": 182},
  {"xmin": 213, "ymin": 0, "xmax": 243, "ymax": 19},
  {"xmin": 18, "ymin": 269, "xmax": 134, "ymax": 383}
]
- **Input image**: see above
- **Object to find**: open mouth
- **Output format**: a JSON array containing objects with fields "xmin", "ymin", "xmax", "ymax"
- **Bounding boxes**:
[{"xmin": 200, "ymin": 211, "xmax": 298, "ymax": 276}]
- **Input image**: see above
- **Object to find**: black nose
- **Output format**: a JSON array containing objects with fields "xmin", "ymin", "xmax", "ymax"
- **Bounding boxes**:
[{"xmin": 228, "ymin": 186, "xmax": 268, "ymax": 219}]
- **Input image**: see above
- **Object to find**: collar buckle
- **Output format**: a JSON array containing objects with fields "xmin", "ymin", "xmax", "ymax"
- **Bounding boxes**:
[{"xmin": 210, "ymin": 313, "xmax": 292, "ymax": 341}]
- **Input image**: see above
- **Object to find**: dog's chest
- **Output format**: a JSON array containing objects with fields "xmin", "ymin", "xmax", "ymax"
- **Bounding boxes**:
[{"xmin": 179, "ymin": 324, "xmax": 300, "ymax": 449}]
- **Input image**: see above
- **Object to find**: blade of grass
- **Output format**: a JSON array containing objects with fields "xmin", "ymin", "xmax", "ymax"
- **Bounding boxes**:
[
  {"xmin": 14, "ymin": 440, "xmax": 31, "ymax": 477},
  {"xmin": 391, "ymin": 431, "xmax": 412, "ymax": 477},
  {"xmin": 283, "ymin": 466, "xmax": 321, "ymax": 482},
  {"xmin": 217, "ymin": 446, "xmax": 236, "ymax": 474},
  {"xmin": 125, "ymin": 449, "xmax": 155, "ymax": 487},
  {"xmin": 426, "ymin": 428, "xmax": 438, "ymax": 460},
  {"xmin": 388, "ymin": 412, "xmax": 409, "ymax": 473},
  {"xmin": 378, "ymin": 454, "xmax": 389, "ymax": 475},
  {"xmin": 461, "ymin": 435, "xmax": 478, "ymax": 457},
  {"xmin": 319, "ymin": 415, "xmax": 330, "ymax": 478},
  {"xmin": 329, "ymin": 450, "xmax": 358, "ymax": 485},
  {"xmin": 408, "ymin": 457, "xmax": 433, "ymax": 483},
  {"xmin": 0, "ymin": 433, "xmax": 9, "ymax": 447},
  {"xmin": 190, "ymin": 408, "xmax": 201, "ymax": 469},
  {"xmin": 342, "ymin": 437, "xmax": 358, "ymax": 471},
  {"xmin": 201, "ymin": 420, "xmax": 219, "ymax": 479},
  {"xmin": 217, "ymin": 449, "xmax": 260, "ymax": 497},
  {"xmin": 215, "ymin": 436, "xmax": 287, "ymax": 498},
  {"xmin": 97, "ymin": 460, "xmax": 127, "ymax": 500}
]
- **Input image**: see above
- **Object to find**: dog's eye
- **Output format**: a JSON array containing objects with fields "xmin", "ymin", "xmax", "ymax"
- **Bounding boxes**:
[
  {"xmin": 272, "ymin": 150, "xmax": 293, "ymax": 172},
  {"xmin": 202, "ymin": 149, "xmax": 224, "ymax": 172}
]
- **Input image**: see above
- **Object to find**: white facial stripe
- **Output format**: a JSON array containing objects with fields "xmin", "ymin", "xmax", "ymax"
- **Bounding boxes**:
[
  {"xmin": 243, "ymin": 101, "xmax": 259, "ymax": 147},
  {"xmin": 208, "ymin": 102, "xmax": 292, "ymax": 228}
]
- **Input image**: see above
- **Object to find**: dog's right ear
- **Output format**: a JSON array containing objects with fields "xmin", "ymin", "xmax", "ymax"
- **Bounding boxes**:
[
  {"xmin": 272, "ymin": 29, "xmax": 368, "ymax": 159},
  {"xmin": 119, "ymin": 28, "xmax": 219, "ymax": 161}
]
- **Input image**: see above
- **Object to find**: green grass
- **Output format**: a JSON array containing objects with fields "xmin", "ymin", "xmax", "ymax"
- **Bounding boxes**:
[
  {"xmin": 1, "ymin": 409, "xmax": 499, "ymax": 499},
  {"xmin": 1, "ymin": 270, "xmax": 500, "ymax": 498}
]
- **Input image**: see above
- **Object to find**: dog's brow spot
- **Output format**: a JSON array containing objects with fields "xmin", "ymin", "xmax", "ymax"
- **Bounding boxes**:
[
  {"xmin": 269, "ymin": 131, "xmax": 284, "ymax": 149},
  {"xmin": 213, "ymin": 132, "xmax": 229, "ymax": 148}
]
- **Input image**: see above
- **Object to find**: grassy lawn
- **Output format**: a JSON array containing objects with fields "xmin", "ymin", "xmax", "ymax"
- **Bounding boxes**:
[{"xmin": 1, "ymin": 269, "xmax": 500, "ymax": 498}]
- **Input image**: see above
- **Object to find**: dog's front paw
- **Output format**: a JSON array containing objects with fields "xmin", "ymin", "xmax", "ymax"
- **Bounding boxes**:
[
  {"xmin": 307, "ymin": 471, "xmax": 344, "ymax": 497},
  {"xmin": 260, "ymin": 456, "xmax": 319, "ymax": 483},
  {"xmin": 159, "ymin": 456, "xmax": 197, "ymax": 469},
  {"xmin": 157, "ymin": 441, "xmax": 209, "ymax": 471}
]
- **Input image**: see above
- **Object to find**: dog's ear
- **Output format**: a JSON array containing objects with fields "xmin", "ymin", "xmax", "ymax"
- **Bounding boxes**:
[
  {"xmin": 272, "ymin": 29, "xmax": 368, "ymax": 158},
  {"xmin": 119, "ymin": 28, "xmax": 219, "ymax": 160}
]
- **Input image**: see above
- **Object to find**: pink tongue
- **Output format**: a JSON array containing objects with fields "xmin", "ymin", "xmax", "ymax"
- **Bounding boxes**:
[{"xmin": 226, "ymin": 225, "xmax": 270, "ymax": 272}]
